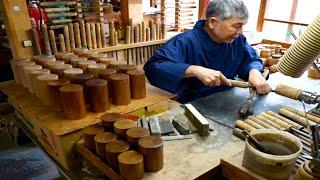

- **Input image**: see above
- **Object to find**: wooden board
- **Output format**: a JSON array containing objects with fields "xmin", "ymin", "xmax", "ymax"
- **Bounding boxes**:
[{"xmin": 0, "ymin": 81, "xmax": 174, "ymax": 136}]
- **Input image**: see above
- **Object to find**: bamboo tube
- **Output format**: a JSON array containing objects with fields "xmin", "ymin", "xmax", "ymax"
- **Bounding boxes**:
[
  {"xmin": 63, "ymin": 26, "xmax": 71, "ymax": 52},
  {"xmin": 48, "ymin": 30, "xmax": 58, "ymax": 54},
  {"xmin": 68, "ymin": 23, "xmax": 75, "ymax": 51},
  {"xmin": 96, "ymin": 23, "xmax": 102, "ymax": 48},
  {"xmin": 90, "ymin": 23, "xmax": 97, "ymax": 49},
  {"xmin": 79, "ymin": 20, "xmax": 87, "ymax": 48},
  {"xmin": 74, "ymin": 23, "xmax": 82, "ymax": 48},
  {"xmin": 58, "ymin": 34, "xmax": 66, "ymax": 52},
  {"xmin": 86, "ymin": 23, "xmax": 92, "ymax": 50}
]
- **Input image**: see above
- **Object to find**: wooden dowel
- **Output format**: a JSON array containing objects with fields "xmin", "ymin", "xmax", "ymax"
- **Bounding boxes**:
[
  {"xmin": 256, "ymin": 115, "xmax": 284, "ymax": 130},
  {"xmin": 74, "ymin": 23, "xmax": 82, "ymax": 48},
  {"xmin": 68, "ymin": 23, "xmax": 75, "ymax": 51},
  {"xmin": 279, "ymin": 108, "xmax": 316, "ymax": 127},
  {"xmin": 109, "ymin": 21, "xmax": 115, "ymax": 46},
  {"xmin": 155, "ymin": 21, "xmax": 160, "ymax": 40},
  {"xmin": 44, "ymin": 7, "xmax": 70, "ymax": 13},
  {"xmin": 283, "ymin": 106, "xmax": 320, "ymax": 124},
  {"xmin": 152, "ymin": 24, "xmax": 156, "ymax": 41},
  {"xmin": 41, "ymin": 24, "xmax": 51, "ymax": 55},
  {"xmin": 260, "ymin": 112, "xmax": 291, "ymax": 129},
  {"xmin": 266, "ymin": 111, "xmax": 303, "ymax": 129},
  {"xmin": 247, "ymin": 116, "xmax": 276, "ymax": 129},
  {"xmin": 129, "ymin": 18, "xmax": 134, "ymax": 44},
  {"xmin": 58, "ymin": 34, "xmax": 66, "ymax": 52},
  {"xmin": 244, "ymin": 119, "xmax": 264, "ymax": 129},
  {"xmin": 30, "ymin": 28, "xmax": 41, "ymax": 55},
  {"xmin": 235, "ymin": 120, "xmax": 255, "ymax": 132},
  {"xmin": 79, "ymin": 20, "xmax": 87, "ymax": 48},
  {"xmin": 96, "ymin": 23, "xmax": 102, "ymax": 48},
  {"xmin": 48, "ymin": 30, "xmax": 58, "ymax": 54},
  {"xmin": 100, "ymin": 23, "xmax": 106, "ymax": 48},
  {"xmin": 63, "ymin": 26, "xmax": 71, "ymax": 52},
  {"xmin": 90, "ymin": 23, "xmax": 97, "ymax": 49},
  {"xmin": 86, "ymin": 23, "xmax": 92, "ymax": 50}
]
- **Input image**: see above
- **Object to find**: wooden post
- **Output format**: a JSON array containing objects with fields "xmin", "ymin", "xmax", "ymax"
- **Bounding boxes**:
[
  {"xmin": 0, "ymin": 0, "xmax": 34, "ymax": 59},
  {"xmin": 120, "ymin": 0, "xmax": 143, "ymax": 26}
]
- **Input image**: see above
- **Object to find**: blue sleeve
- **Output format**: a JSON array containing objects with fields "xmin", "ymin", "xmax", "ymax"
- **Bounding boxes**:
[
  {"xmin": 237, "ymin": 36, "xmax": 263, "ymax": 81},
  {"xmin": 143, "ymin": 35, "xmax": 190, "ymax": 93}
]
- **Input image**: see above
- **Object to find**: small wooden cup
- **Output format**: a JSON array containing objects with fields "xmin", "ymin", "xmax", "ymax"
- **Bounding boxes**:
[
  {"xmin": 118, "ymin": 150, "xmax": 145, "ymax": 179},
  {"xmin": 109, "ymin": 73, "xmax": 131, "ymax": 105},
  {"xmin": 59, "ymin": 84, "xmax": 87, "ymax": 119},
  {"xmin": 82, "ymin": 124, "xmax": 105, "ymax": 150},
  {"xmin": 85, "ymin": 79, "xmax": 110, "ymax": 112},
  {"xmin": 47, "ymin": 79, "xmax": 69, "ymax": 110},
  {"xmin": 101, "ymin": 113, "xmax": 123, "ymax": 131},
  {"xmin": 126, "ymin": 127, "xmax": 150, "ymax": 148},
  {"xmin": 127, "ymin": 70, "xmax": 146, "ymax": 99},
  {"xmin": 114, "ymin": 119, "xmax": 136, "ymax": 138},
  {"xmin": 117, "ymin": 65, "xmax": 137, "ymax": 74},
  {"xmin": 138, "ymin": 135, "xmax": 164, "ymax": 172},
  {"xmin": 105, "ymin": 140, "xmax": 130, "ymax": 170},
  {"xmin": 94, "ymin": 132, "xmax": 118, "ymax": 159}
]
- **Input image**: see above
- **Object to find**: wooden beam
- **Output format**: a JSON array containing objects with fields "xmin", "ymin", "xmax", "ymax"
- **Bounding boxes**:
[
  {"xmin": 198, "ymin": 0, "xmax": 207, "ymax": 20},
  {"xmin": 256, "ymin": 0, "xmax": 267, "ymax": 32},
  {"xmin": 0, "ymin": 0, "xmax": 34, "ymax": 60},
  {"xmin": 286, "ymin": 0, "xmax": 299, "ymax": 41},
  {"xmin": 120, "ymin": 0, "xmax": 143, "ymax": 26}
]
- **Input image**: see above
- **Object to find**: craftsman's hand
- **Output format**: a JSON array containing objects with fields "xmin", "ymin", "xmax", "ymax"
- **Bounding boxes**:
[
  {"xmin": 248, "ymin": 69, "xmax": 272, "ymax": 94},
  {"xmin": 185, "ymin": 65, "xmax": 231, "ymax": 86}
]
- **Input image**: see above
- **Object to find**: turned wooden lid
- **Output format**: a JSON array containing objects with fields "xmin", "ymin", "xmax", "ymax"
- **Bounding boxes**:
[
  {"xmin": 37, "ymin": 74, "xmax": 58, "ymax": 81},
  {"xmin": 94, "ymin": 132, "xmax": 117, "ymax": 144},
  {"xmin": 47, "ymin": 61, "xmax": 65, "ymax": 69},
  {"xmin": 64, "ymin": 68, "xmax": 83, "ymax": 75},
  {"xmin": 127, "ymin": 127, "xmax": 150, "ymax": 138},
  {"xmin": 59, "ymin": 84, "xmax": 83, "ymax": 92},
  {"xmin": 85, "ymin": 79, "xmax": 107, "ymax": 87},
  {"xmin": 138, "ymin": 136, "xmax": 163, "ymax": 149},
  {"xmin": 88, "ymin": 63, "xmax": 106, "ymax": 70},
  {"xmin": 82, "ymin": 124, "xmax": 104, "ymax": 136},
  {"xmin": 118, "ymin": 65, "xmax": 136, "ymax": 73},
  {"xmin": 109, "ymin": 73, "xmax": 129, "ymax": 81},
  {"xmin": 30, "ymin": 69, "xmax": 50, "ymax": 75},
  {"xmin": 48, "ymin": 79, "xmax": 69, "ymax": 87},
  {"xmin": 105, "ymin": 140, "xmax": 130, "ymax": 153},
  {"xmin": 72, "ymin": 73, "xmax": 94, "ymax": 81},
  {"xmin": 127, "ymin": 69, "xmax": 145, "ymax": 76},
  {"xmin": 101, "ymin": 113, "xmax": 123, "ymax": 123},
  {"xmin": 114, "ymin": 119, "xmax": 136, "ymax": 130},
  {"xmin": 118, "ymin": 150, "xmax": 143, "ymax": 164}
]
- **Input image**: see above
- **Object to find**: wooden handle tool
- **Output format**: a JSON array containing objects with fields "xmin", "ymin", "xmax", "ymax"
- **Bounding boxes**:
[
  {"xmin": 235, "ymin": 120, "xmax": 256, "ymax": 132},
  {"xmin": 230, "ymin": 80, "xmax": 252, "ymax": 88}
]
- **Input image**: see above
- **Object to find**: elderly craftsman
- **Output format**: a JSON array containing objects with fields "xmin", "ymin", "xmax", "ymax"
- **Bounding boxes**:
[{"xmin": 144, "ymin": 0, "xmax": 272, "ymax": 103}]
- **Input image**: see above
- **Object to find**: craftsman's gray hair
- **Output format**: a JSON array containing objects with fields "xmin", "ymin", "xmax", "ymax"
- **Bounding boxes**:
[{"xmin": 206, "ymin": 0, "xmax": 249, "ymax": 21}]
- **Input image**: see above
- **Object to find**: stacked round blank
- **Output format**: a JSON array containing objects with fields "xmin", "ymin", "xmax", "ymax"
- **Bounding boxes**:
[
  {"xmin": 81, "ymin": 50, "xmax": 98, "ymax": 58},
  {"xmin": 16, "ymin": 61, "xmax": 35, "ymax": 86},
  {"xmin": 99, "ymin": 57, "xmax": 116, "ymax": 66},
  {"xmin": 94, "ymin": 132, "xmax": 117, "ymax": 159},
  {"xmin": 37, "ymin": 74, "xmax": 59, "ymax": 105},
  {"xmin": 37, "ymin": 55, "xmax": 56, "ymax": 66},
  {"xmin": 47, "ymin": 79, "xmax": 69, "ymax": 110},
  {"xmin": 277, "ymin": 16, "xmax": 320, "ymax": 77},
  {"xmin": 101, "ymin": 113, "xmax": 123, "ymax": 131},
  {"xmin": 90, "ymin": 53, "xmax": 108, "ymax": 62},
  {"xmin": 98, "ymin": 69, "xmax": 116, "ymax": 81},
  {"xmin": 78, "ymin": 60, "xmax": 96, "ymax": 71},
  {"xmin": 113, "ymin": 119, "xmax": 136, "ymax": 137},
  {"xmin": 126, "ymin": 127, "xmax": 150, "ymax": 147},
  {"xmin": 109, "ymin": 73, "xmax": 131, "ymax": 105},
  {"xmin": 53, "ymin": 64, "xmax": 73, "ymax": 78},
  {"xmin": 54, "ymin": 52, "xmax": 73, "ymax": 60},
  {"xmin": 85, "ymin": 79, "xmax": 110, "ymax": 112},
  {"xmin": 109, "ymin": 61, "xmax": 127, "ymax": 71},
  {"xmin": 88, "ymin": 63, "xmax": 106, "ymax": 78},
  {"xmin": 73, "ymin": 48, "xmax": 88, "ymax": 56},
  {"xmin": 23, "ymin": 65, "xmax": 42, "ymax": 91},
  {"xmin": 82, "ymin": 124, "xmax": 104, "ymax": 150},
  {"xmin": 61, "ymin": 54, "xmax": 78, "ymax": 64},
  {"xmin": 105, "ymin": 140, "xmax": 130, "ymax": 170},
  {"xmin": 30, "ymin": 69, "xmax": 50, "ymax": 96},
  {"xmin": 46, "ymin": 61, "xmax": 65, "ymax": 70},
  {"xmin": 63, "ymin": 68, "xmax": 83, "ymax": 80},
  {"xmin": 117, "ymin": 65, "xmax": 137, "ymax": 74},
  {"xmin": 127, "ymin": 70, "xmax": 146, "ymax": 99},
  {"xmin": 70, "ymin": 56, "xmax": 87, "ymax": 67},
  {"xmin": 118, "ymin": 150, "xmax": 145, "ymax": 179},
  {"xmin": 31, "ymin": 55, "xmax": 45, "ymax": 63},
  {"xmin": 138, "ymin": 135, "xmax": 164, "ymax": 172},
  {"xmin": 59, "ymin": 84, "xmax": 87, "ymax": 120}
]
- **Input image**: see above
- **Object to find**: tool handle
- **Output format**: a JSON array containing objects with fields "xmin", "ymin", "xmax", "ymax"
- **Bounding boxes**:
[
  {"xmin": 235, "ymin": 120, "xmax": 256, "ymax": 132},
  {"xmin": 230, "ymin": 80, "xmax": 251, "ymax": 88},
  {"xmin": 275, "ymin": 84, "xmax": 302, "ymax": 100}
]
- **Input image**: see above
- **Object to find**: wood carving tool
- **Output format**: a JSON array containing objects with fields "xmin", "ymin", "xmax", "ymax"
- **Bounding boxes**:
[
  {"xmin": 235, "ymin": 120, "xmax": 255, "ymax": 132},
  {"xmin": 185, "ymin": 103, "xmax": 210, "ymax": 136},
  {"xmin": 161, "ymin": 135, "xmax": 193, "ymax": 141},
  {"xmin": 230, "ymin": 80, "xmax": 253, "ymax": 88}
]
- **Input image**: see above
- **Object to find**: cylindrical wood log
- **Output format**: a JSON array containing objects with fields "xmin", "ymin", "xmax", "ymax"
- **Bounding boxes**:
[
  {"xmin": 30, "ymin": 69, "xmax": 50, "ymax": 96},
  {"xmin": 82, "ymin": 124, "xmax": 104, "ymax": 150},
  {"xmin": 109, "ymin": 21, "xmax": 114, "ymax": 46},
  {"xmin": 127, "ymin": 70, "xmax": 146, "ymax": 99},
  {"xmin": 90, "ymin": 53, "xmax": 108, "ymax": 62},
  {"xmin": 38, "ymin": 55, "xmax": 56, "ymax": 67},
  {"xmin": 12, "ymin": 59, "xmax": 31, "ymax": 84},
  {"xmin": 90, "ymin": 23, "xmax": 97, "ymax": 49},
  {"xmin": 275, "ymin": 84, "xmax": 302, "ymax": 100},
  {"xmin": 94, "ymin": 132, "xmax": 118, "ymax": 159},
  {"xmin": 23, "ymin": 65, "xmax": 42, "ymax": 92},
  {"xmin": 53, "ymin": 64, "xmax": 73, "ymax": 78},
  {"xmin": 256, "ymin": 115, "xmax": 284, "ymax": 130},
  {"xmin": 68, "ymin": 23, "xmax": 75, "ymax": 51},
  {"xmin": 78, "ymin": 60, "xmax": 96, "ymax": 72},
  {"xmin": 266, "ymin": 111, "xmax": 303, "ymax": 129},
  {"xmin": 109, "ymin": 61, "xmax": 127, "ymax": 71},
  {"xmin": 74, "ymin": 22, "xmax": 82, "ymax": 48},
  {"xmin": 79, "ymin": 20, "xmax": 87, "ymax": 48},
  {"xmin": 138, "ymin": 135, "xmax": 163, "ymax": 172},
  {"xmin": 47, "ymin": 79, "xmax": 69, "ymax": 110},
  {"xmin": 63, "ymin": 25, "xmax": 71, "ymax": 52},
  {"xmin": 63, "ymin": 68, "xmax": 83, "ymax": 80},
  {"xmin": 99, "ymin": 69, "xmax": 116, "ymax": 81},
  {"xmin": 126, "ymin": 26, "xmax": 131, "ymax": 44},
  {"xmin": 85, "ymin": 79, "xmax": 109, "ymax": 112},
  {"xmin": 247, "ymin": 116, "xmax": 275, "ymax": 129},
  {"xmin": 86, "ymin": 23, "xmax": 92, "ymax": 50},
  {"xmin": 17, "ymin": 61, "xmax": 36, "ymax": 87},
  {"xmin": 70, "ymin": 56, "xmax": 87, "ymax": 67},
  {"xmin": 118, "ymin": 150, "xmax": 144, "ymax": 179},
  {"xmin": 96, "ymin": 23, "xmax": 102, "ymax": 48},
  {"xmin": 109, "ymin": 73, "xmax": 131, "ymax": 105},
  {"xmin": 30, "ymin": 28, "xmax": 41, "ymax": 55},
  {"xmin": 99, "ymin": 57, "xmax": 116, "ymax": 66},
  {"xmin": 46, "ymin": 60, "xmax": 65, "ymax": 70},
  {"xmin": 101, "ymin": 113, "xmax": 123, "ymax": 131},
  {"xmin": 88, "ymin": 63, "xmax": 106, "ymax": 78},
  {"xmin": 117, "ymin": 65, "xmax": 137, "ymax": 74},
  {"xmin": 61, "ymin": 54, "xmax": 78, "ymax": 64},
  {"xmin": 41, "ymin": 24, "xmax": 52, "ymax": 55},
  {"xmin": 58, "ymin": 34, "xmax": 66, "ymax": 52},
  {"xmin": 59, "ymin": 84, "xmax": 87, "ymax": 120},
  {"xmin": 235, "ymin": 120, "xmax": 255, "ymax": 132},
  {"xmin": 127, "ymin": 127, "xmax": 149, "ymax": 147},
  {"xmin": 279, "ymin": 108, "xmax": 315, "ymax": 127},
  {"xmin": 260, "ymin": 112, "xmax": 291, "ymax": 129},
  {"xmin": 37, "ymin": 74, "xmax": 59, "ymax": 105},
  {"xmin": 244, "ymin": 119, "xmax": 264, "ymax": 129},
  {"xmin": 100, "ymin": 23, "xmax": 106, "ymax": 48},
  {"xmin": 114, "ymin": 119, "xmax": 136, "ymax": 137},
  {"xmin": 105, "ymin": 140, "xmax": 130, "ymax": 170}
]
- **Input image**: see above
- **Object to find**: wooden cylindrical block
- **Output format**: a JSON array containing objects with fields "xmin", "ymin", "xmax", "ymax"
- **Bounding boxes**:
[
  {"xmin": 275, "ymin": 84, "xmax": 302, "ymax": 100},
  {"xmin": 68, "ymin": 23, "xmax": 75, "ymax": 51},
  {"xmin": 82, "ymin": 124, "xmax": 104, "ymax": 150},
  {"xmin": 101, "ymin": 113, "xmax": 123, "ymax": 131},
  {"xmin": 125, "ymin": 26, "xmax": 131, "ymax": 44},
  {"xmin": 53, "ymin": 64, "xmax": 73, "ymax": 78},
  {"xmin": 59, "ymin": 84, "xmax": 87, "ymax": 120},
  {"xmin": 81, "ymin": 50, "xmax": 98, "ymax": 59},
  {"xmin": 12, "ymin": 59, "xmax": 31, "ymax": 85},
  {"xmin": 127, "ymin": 127, "xmax": 149, "ymax": 147},
  {"xmin": 41, "ymin": 24, "xmax": 51, "ymax": 54},
  {"xmin": 98, "ymin": 69, "xmax": 116, "ymax": 81},
  {"xmin": 96, "ymin": 23, "xmax": 102, "ymax": 48},
  {"xmin": 138, "ymin": 135, "xmax": 163, "ymax": 172},
  {"xmin": 105, "ymin": 140, "xmax": 130, "ymax": 170},
  {"xmin": 54, "ymin": 52, "xmax": 72, "ymax": 60},
  {"xmin": 99, "ymin": 57, "xmax": 116, "ymax": 66},
  {"xmin": 47, "ymin": 79, "xmax": 69, "ymax": 110},
  {"xmin": 100, "ymin": 23, "xmax": 106, "ymax": 48},
  {"xmin": 117, "ymin": 65, "xmax": 137, "ymax": 74},
  {"xmin": 73, "ymin": 47, "xmax": 87, "ymax": 56},
  {"xmin": 38, "ymin": 55, "xmax": 56, "ymax": 66},
  {"xmin": 58, "ymin": 34, "xmax": 66, "ymax": 52},
  {"xmin": 63, "ymin": 25, "xmax": 71, "ymax": 52},
  {"xmin": 88, "ymin": 63, "xmax": 106, "ymax": 78},
  {"xmin": 114, "ymin": 119, "xmax": 136, "ymax": 137},
  {"xmin": 63, "ymin": 68, "xmax": 83, "ymax": 80},
  {"xmin": 85, "ymin": 79, "xmax": 110, "ymax": 112},
  {"xmin": 46, "ymin": 61, "xmax": 65, "ymax": 70},
  {"xmin": 74, "ymin": 22, "xmax": 82, "ymax": 48},
  {"xmin": 48, "ymin": 30, "xmax": 58, "ymax": 54},
  {"xmin": 85, "ymin": 23, "xmax": 92, "ymax": 50},
  {"xmin": 23, "ymin": 65, "xmax": 42, "ymax": 92},
  {"xmin": 30, "ymin": 69, "xmax": 50, "ymax": 96},
  {"xmin": 109, "ymin": 73, "xmax": 131, "ymax": 105},
  {"xmin": 127, "ymin": 70, "xmax": 146, "ymax": 99},
  {"xmin": 70, "ymin": 56, "xmax": 87, "ymax": 67},
  {"xmin": 109, "ymin": 61, "xmax": 127, "ymax": 72},
  {"xmin": 109, "ymin": 21, "xmax": 114, "ymax": 46},
  {"xmin": 37, "ymin": 74, "xmax": 59, "ymax": 105},
  {"xmin": 16, "ymin": 61, "xmax": 35, "ymax": 86},
  {"xmin": 90, "ymin": 23, "xmax": 97, "ymax": 49},
  {"xmin": 94, "ymin": 132, "xmax": 117, "ymax": 159},
  {"xmin": 78, "ymin": 60, "xmax": 96, "ymax": 72},
  {"xmin": 61, "ymin": 54, "xmax": 78, "ymax": 64},
  {"xmin": 118, "ymin": 150, "xmax": 145, "ymax": 179},
  {"xmin": 79, "ymin": 20, "xmax": 87, "ymax": 48},
  {"xmin": 71, "ymin": 73, "xmax": 94, "ymax": 86},
  {"xmin": 90, "ymin": 53, "xmax": 108, "ymax": 62}
]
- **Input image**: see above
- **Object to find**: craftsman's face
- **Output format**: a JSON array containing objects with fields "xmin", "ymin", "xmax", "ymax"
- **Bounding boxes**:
[{"xmin": 208, "ymin": 17, "xmax": 246, "ymax": 43}]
